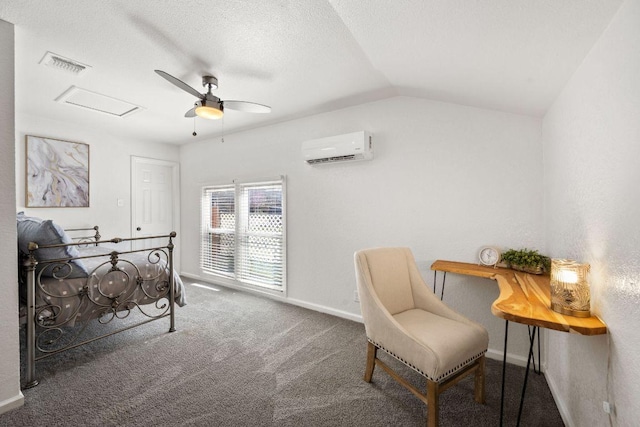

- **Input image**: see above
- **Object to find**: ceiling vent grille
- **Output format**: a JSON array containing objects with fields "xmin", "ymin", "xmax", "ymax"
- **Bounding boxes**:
[
  {"xmin": 39, "ymin": 52, "xmax": 91, "ymax": 76},
  {"xmin": 55, "ymin": 86, "xmax": 143, "ymax": 118}
]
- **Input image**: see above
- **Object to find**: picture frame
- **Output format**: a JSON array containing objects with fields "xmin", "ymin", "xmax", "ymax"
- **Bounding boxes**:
[{"xmin": 25, "ymin": 135, "xmax": 90, "ymax": 207}]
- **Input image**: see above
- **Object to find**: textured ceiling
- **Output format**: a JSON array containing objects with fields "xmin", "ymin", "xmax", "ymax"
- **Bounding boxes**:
[{"xmin": 0, "ymin": 0, "xmax": 623, "ymax": 145}]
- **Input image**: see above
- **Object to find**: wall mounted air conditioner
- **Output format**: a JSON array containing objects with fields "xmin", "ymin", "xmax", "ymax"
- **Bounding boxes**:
[{"xmin": 302, "ymin": 131, "xmax": 373, "ymax": 164}]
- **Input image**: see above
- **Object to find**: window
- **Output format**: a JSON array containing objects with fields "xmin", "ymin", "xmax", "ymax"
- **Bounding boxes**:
[{"xmin": 201, "ymin": 177, "xmax": 286, "ymax": 292}]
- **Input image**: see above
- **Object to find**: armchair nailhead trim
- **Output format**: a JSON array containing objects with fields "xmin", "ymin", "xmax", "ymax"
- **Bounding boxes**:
[{"xmin": 367, "ymin": 338, "xmax": 487, "ymax": 383}]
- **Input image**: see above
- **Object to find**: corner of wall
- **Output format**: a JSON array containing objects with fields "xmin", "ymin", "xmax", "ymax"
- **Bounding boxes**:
[{"xmin": 0, "ymin": 18, "xmax": 24, "ymax": 413}]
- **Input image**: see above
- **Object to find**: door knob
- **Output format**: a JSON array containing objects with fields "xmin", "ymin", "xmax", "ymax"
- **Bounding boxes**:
[{"xmin": 136, "ymin": 227, "xmax": 141, "ymax": 231}]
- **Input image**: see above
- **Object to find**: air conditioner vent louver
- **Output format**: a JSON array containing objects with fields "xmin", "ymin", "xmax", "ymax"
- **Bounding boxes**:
[
  {"xmin": 307, "ymin": 155, "xmax": 357, "ymax": 164},
  {"xmin": 39, "ymin": 51, "xmax": 91, "ymax": 76}
]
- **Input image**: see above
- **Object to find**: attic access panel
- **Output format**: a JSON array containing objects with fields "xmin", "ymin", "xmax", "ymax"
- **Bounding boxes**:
[{"xmin": 55, "ymin": 86, "xmax": 143, "ymax": 118}]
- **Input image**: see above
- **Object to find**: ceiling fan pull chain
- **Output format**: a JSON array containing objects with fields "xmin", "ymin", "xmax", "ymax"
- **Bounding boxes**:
[
  {"xmin": 192, "ymin": 118, "xmax": 197, "ymax": 136},
  {"xmin": 221, "ymin": 117, "xmax": 225, "ymax": 143}
]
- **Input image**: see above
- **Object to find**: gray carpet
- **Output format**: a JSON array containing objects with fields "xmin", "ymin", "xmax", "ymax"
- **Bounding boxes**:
[{"xmin": 3, "ymin": 278, "xmax": 563, "ymax": 426}]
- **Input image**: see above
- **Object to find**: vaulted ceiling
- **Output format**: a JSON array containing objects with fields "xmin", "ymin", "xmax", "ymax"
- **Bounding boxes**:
[{"xmin": 0, "ymin": 0, "xmax": 623, "ymax": 145}]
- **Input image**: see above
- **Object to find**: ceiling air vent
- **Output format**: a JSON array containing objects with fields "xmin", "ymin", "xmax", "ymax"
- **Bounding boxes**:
[
  {"xmin": 39, "ymin": 51, "xmax": 91, "ymax": 76},
  {"xmin": 55, "ymin": 86, "xmax": 143, "ymax": 118}
]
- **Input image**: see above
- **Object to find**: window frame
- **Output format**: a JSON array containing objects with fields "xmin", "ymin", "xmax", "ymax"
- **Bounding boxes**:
[{"xmin": 200, "ymin": 176, "xmax": 287, "ymax": 295}]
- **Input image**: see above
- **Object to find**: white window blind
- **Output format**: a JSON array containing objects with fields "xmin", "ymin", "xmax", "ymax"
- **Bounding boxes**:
[
  {"xmin": 201, "ymin": 178, "xmax": 286, "ymax": 291},
  {"xmin": 201, "ymin": 186, "xmax": 235, "ymax": 276}
]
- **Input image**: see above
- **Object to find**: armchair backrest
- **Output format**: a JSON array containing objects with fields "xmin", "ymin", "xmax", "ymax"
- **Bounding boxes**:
[{"xmin": 355, "ymin": 247, "xmax": 416, "ymax": 315}]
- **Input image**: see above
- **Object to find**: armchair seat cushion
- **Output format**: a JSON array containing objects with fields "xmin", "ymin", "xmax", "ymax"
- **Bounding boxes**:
[{"xmin": 393, "ymin": 309, "xmax": 488, "ymax": 381}]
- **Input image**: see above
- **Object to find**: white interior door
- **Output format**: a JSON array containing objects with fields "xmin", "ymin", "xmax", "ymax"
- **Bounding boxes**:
[{"xmin": 131, "ymin": 157, "xmax": 179, "ymax": 251}]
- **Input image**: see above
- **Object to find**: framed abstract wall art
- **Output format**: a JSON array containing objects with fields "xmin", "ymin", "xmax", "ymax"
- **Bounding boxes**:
[{"xmin": 26, "ymin": 135, "xmax": 90, "ymax": 207}]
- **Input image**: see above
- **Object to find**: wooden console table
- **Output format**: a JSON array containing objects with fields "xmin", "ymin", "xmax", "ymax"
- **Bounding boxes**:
[
  {"xmin": 431, "ymin": 260, "xmax": 606, "ymax": 335},
  {"xmin": 430, "ymin": 260, "xmax": 607, "ymax": 426}
]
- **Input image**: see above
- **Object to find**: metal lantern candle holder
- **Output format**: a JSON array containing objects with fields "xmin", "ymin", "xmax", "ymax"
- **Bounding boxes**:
[{"xmin": 550, "ymin": 259, "xmax": 591, "ymax": 318}]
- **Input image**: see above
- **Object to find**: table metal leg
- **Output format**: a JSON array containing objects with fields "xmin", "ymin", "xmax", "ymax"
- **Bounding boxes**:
[
  {"xmin": 516, "ymin": 326, "xmax": 538, "ymax": 426},
  {"xmin": 433, "ymin": 270, "xmax": 437, "ymax": 293},
  {"xmin": 537, "ymin": 327, "xmax": 541, "ymax": 375},
  {"xmin": 527, "ymin": 325, "xmax": 541, "ymax": 374},
  {"xmin": 432, "ymin": 270, "xmax": 447, "ymax": 300},
  {"xmin": 500, "ymin": 320, "xmax": 509, "ymax": 427}
]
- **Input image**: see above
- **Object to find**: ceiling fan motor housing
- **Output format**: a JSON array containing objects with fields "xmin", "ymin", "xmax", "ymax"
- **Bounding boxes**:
[
  {"xmin": 202, "ymin": 75, "xmax": 218, "ymax": 89},
  {"xmin": 199, "ymin": 98, "xmax": 223, "ymax": 110}
]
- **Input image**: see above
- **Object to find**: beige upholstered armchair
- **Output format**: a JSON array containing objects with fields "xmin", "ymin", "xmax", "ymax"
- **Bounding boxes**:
[{"xmin": 354, "ymin": 247, "xmax": 489, "ymax": 427}]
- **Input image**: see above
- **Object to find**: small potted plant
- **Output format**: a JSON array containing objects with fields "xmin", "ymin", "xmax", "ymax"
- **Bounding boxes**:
[{"xmin": 501, "ymin": 248, "xmax": 551, "ymax": 275}]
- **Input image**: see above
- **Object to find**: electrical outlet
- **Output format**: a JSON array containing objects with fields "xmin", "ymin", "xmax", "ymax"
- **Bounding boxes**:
[
  {"xmin": 603, "ymin": 401, "xmax": 613, "ymax": 414},
  {"xmin": 354, "ymin": 290, "xmax": 359, "ymax": 303}
]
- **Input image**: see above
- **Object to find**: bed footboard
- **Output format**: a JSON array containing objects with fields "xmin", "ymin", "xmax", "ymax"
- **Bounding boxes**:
[{"xmin": 23, "ymin": 232, "xmax": 179, "ymax": 389}]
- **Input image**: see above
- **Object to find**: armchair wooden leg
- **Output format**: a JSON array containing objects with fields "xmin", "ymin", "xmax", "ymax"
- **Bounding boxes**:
[
  {"xmin": 364, "ymin": 342, "xmax": 377, "ymax": 382},
  {"xmin": 427, "ymin": 380, "xmax": 439, "ymax": 427},
  {"xmin": 474, "ymin": 355, "xmax": 486, "ymax": 404}
]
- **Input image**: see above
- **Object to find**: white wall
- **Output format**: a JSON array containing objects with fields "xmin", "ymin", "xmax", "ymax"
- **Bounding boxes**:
[
  {"xmin": 541, "ymin": 0, "xmax": 640, "ymax": 425},
  {"xmin": 0, "ymin": 19, "xmax": 24, "ymax": 414},
  {"xmin": 180, "ymin": 95, "xmax": 543, "ymax": 361},
  {"xmin": 2, "ymin": 77, "xmax": 181, "ymax": 414},
  {"xmin": 15, "ymin": 115, "xmax": 180, "ymax": 239}
]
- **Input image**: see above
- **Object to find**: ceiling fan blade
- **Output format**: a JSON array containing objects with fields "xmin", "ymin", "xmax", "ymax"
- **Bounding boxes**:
[
  {"xmin": 223, "ymin": 100, "xmax": 271, "ymax": 114},
  {"xmin": 184, "ymin": 107, "xmax": 196, "ymax": 118},
  {"xmin": 155, "ymin": 70, "xmax": 203, "ymax": 99}
]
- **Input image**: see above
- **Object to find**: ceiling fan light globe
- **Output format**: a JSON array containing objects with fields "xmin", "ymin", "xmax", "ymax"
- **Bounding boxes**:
[{"xmin": 195, "ymin": 104, "xmax": 224, "ymax": 120}]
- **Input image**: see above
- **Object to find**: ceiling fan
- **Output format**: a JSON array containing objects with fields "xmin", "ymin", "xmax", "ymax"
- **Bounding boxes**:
[{"xmin": 154, "ymin": 70, "xmax": 271, "ymax": 120}]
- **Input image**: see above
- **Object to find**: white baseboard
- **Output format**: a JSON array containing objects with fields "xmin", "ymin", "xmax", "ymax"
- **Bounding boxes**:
[
  {"xmin": 181, "ymin": 272, "xmax": 364, "ymax": 323},
  {"xmin": 545, "ymin": 369, "xmax": 573, "ymax": 427},
  {"xmin": 286, "ymin": 297, "xmax": 363, "ymax": 323},
  {"xmin": 0, "ymin": 392, "xmax": 24, "ymax": 415},
  {"xmin": 486, "ymin": 348, "xmax": 530, "ymax": 368}
]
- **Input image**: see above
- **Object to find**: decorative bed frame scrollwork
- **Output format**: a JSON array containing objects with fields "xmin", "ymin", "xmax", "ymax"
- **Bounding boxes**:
[
  {"xmin": 21, "ymin": 226, "xmax": 180, "ymax": 389},
  {"xmin": 64, "ymin": 225, "xmax": 101, "ymax": 244}
]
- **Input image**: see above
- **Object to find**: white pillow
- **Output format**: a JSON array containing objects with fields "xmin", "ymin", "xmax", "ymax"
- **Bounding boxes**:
[{"xmin": 17, "ymin": 213, "xmax": 88, "ymax": 278}]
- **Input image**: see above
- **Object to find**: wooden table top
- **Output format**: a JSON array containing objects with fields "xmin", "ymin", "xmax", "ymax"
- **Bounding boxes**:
[{"xmin": 431, "ymin": 260, "xmax": 607, "ymax": 335}]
